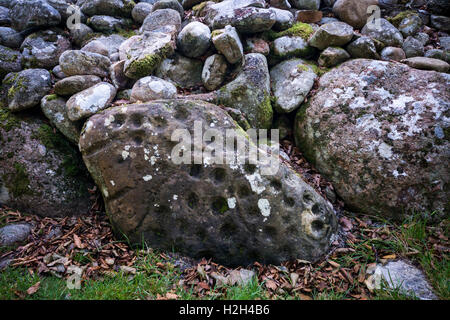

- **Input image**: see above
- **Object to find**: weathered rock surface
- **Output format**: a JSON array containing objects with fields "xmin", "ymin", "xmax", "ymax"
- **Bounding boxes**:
[
  {"xmin": 366, "ymin": 260, "xmax": 438, "ymax": 300},
  {"xmin": 401, "ymin": 56, "xmax": 450, "ymax": 73},
  {"xmin": 41, "ymin": 95, "xmax": 80, "ymax": 144},
  {"xmin": 155, "ymin": 53, "xmax": 203, "ymax": 88},
  {"xmin": 308, "ymin": 22, "xmax": 354, "ymax": 50},
  {"xmin": 80, "ymin": 0, "xmax": 134, "ymax": 18},
  {"xmin": 217, "ymin": 53, "xmax": 273, "ymax": 129},
  {"xmin": 66, "ymin": 82, "xmax": 117, "ymax": 121},
  {"xmin": 132, "ymin": 2, "xmax": 153, "ymax": 24},
  {"xmin": 0, "ymin": 27, "xmax": 23, "ymax": 49},
  {"xmin": 10, "ymin": 0, "xmax": 61, "ymax": 31},
  {"xmin": 203, "ymin": 0, "xmax": 276, "ymax": 33},
  {"xmin": 152, "ymin": 0, "xmax": 184, "ymax": 17},
  {"xmin": 2, "ymin": 69, "xmax": 51, "ymax": 112},
  {"xmin": 121, "ymin": 31, "xmax": 176, "ymax": 79},
  {"xmin": 79, "ymin": 99, "xmax": 337, "ymax": 266},
  {"xmin": 346, "ymin": 36, "xmax": 379, "ymax": 59},
  {"xmin": 361, "ymin": 18, "xmax": 403, "ymax": 48},
  {"xmin": 88, "ymin": 15, "xmax": 131, "ymax": 33},
  {"xmin": 130, "ymin": 76, "xmax": 177, "ymax": 102},
  {"xmin": 402, "ymin": 36, "xmax": 425, "ymax": 58},
  {"xmin": 54, "ymin": 75, "xmax": 102, "ymax": 96},
  {"xmin": 295, "ymin": 59, "xmax": 449, "ymax": 220},
  {"xmin": 177, "ymin": 21, "xmax": 211, "ymax": 58},
  {"xmin": 20, "ymin": 29, "xmax": 72, "ymax": 69},
  {"xmin": 212, "ymin": 25, "xmax": 243, "ymax": 64},
  {"xmin": 381, "ymin": 46, "xmax": 406, "ymax": 61},
  {"xmin": 59, "ymin": 50, "xmax": 111, "ymax": 78},
  {"xmin": 0, "ymin": 223, "xmax": 31, "ymax": 247},
  {"xmin": 202, "ymin": 54, "xmax": 228, "ymax": 91},
  {"xmin": 0, "ymin": 110, "xmax": 92, "ymax": 217},
  {"xmin": 270, "ymin": 59, "xmax": 317, "ymax": 113},
  {"xmin": 273, "ymin": 36, "xmax": 314, "ymax": 58},
  {"xmin": 318, "ymin": 46, "xmax": 350, "ymax": 67},
  {"xmin": 139, "ymin": 8, "xmax": 181, "ymax": 33}
]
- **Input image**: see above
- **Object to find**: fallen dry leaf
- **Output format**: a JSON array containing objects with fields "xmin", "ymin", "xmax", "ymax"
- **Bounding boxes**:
[{"xmin": 26, "ymin": 281, "xmax": 40, "ymax": 295}]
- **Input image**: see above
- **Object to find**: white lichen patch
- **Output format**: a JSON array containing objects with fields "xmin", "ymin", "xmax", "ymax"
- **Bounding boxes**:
[
  {"xmin": 392, "ymin": 170, "xmax": 407, "ymax": 178},
  {"xmin": 378, "ymin": 142, "xmax": 393, "ymax": 159},
  {"xmin": 227, "ymin": 197, "xmax": 236, "ymax": 209},
  {"xmin": 104, "ymin": 114, "xmax": 115, "ymax": 127},
  {"xmin": 143, "ymin": 175, "xmax": 152, "ymax": 181},
  {"xmin": 258, "ymin": 198, "xmax": 271, "ymax": 217}
]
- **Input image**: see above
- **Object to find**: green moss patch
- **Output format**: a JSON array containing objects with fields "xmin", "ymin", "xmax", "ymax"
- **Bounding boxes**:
[
  {"xmin": 265, "ymin": 23, "xmax": 314, "ymax": 41},
  {"xmin": 0, "ymin": 107, "xmax": 21, "ymax": 132},
  {"xmin": 387, "ymin": 10, "xmax": 417, "ymax": 27},
  {"xmin": 32, "ymin": 124, "xmax": 85, "ymax": 178}
]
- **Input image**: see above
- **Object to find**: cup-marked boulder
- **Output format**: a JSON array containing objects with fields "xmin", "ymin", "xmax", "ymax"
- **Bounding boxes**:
[{"xmin": 79, "ymin": 99, "xmax": 337, "ymax": 266}]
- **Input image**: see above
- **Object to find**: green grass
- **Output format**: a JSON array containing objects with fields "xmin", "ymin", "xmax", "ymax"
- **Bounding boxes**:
[{"xmin": 223, "ymin": 278, "xmax": 266, "ymax": 300}]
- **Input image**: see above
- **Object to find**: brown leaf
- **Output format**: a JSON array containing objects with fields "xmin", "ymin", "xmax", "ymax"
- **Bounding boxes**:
[
  {"xmin": 265, "ymin": 279, "xmax": 278, "ymax": 291},
  {"xmin": 26, "ymin": 281, "xmax": 40, "ymax": 295},
  {"xmin": 328, "ymin": 260, "xmax": 340, "ymax": 268},
  {"xmin": 165, "ymin": 292, "xmax": 178, "ymax": 300},
  {"xmin": 73, "ymin": 234, "xmax": 82, "ymax": 249}
]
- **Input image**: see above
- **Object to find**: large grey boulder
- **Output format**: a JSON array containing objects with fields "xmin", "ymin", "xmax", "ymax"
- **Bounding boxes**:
[
  {"xmin": 202, "ymin": 54, "xmax": 228, "ymax": 91},
  {"xmin": 87, "ymin": 15, "xmax": 131, "ymax": 32},
  {"xmin": 361, "ymin": 18, "xmax": 403, "ymax": 48},
  {"xmin": 211, "ymin": 25, "xmax": 243, "ymax": 64},
  {"xmin": 0, "ymin": 109, "xmax": 92, "ymax": 217},
  {"xmin": 132, "ymin": 2, "xmax": 153, "ymax": 24},
  {"xmin": 139, "ymin": 8, "xmax": 181, "ymax": 33},
  {"xmin": 177, "ymin": 22, "xmax": 211, "ymax": 58},
  {"xmin": 273, "ymin": 36, "xmax": 314, "ymax": 58},
  {"xmin": 121, "ymin": 31, "xmax": 176, "ymax": 79},
  {"xmin": 10, "ymin": 0, "xmax": 61, "ymax": 31},
  {"xmin": 79, "ymin": 99, "xmax": 338, "ymax": 266},
  {"xmin": 367, "ymin": 260, "xmax": 438, "ymax": 300},
  {"xmin": 41, "ymin": 95, "xmax": 80, "ymax": 144},
  {"xmin": 269, "ymin": 7, "xmax": 294, "ymax": 31},
  {"xmin": 59, "ymin": 50, "xmax": 111, "ymax": 78},
  {"xmin": 398, "ymin": 14, "xmax": 422, "ymax": 38},
  {"xmin": 295, "ymin": 59, "xmax": 449, "ymax": 220},
  {"xmin": 270, "ymin": 59, "xmax": 317, "ymax": 113},
  {"xmin": 380, "ymin": 46, "xmax": 406, "ymax": 62},
  {"xmin": 217, "ymin": 53, "xmax": 273, "ymax": 129},
  {"xmin": 130, "ymin": 76, "xmax": 177, "ymax": 102},
  {"xmin": 318, "ymin": 46, "xmax": 350, "ymax": 67},
  {"xmin": 80, "ymin": 0, "xmax": 135, "ymax": 18},
  {"xmin": 308, "ymin": 22, "xmax": 354, "ymax": 50},
  {"xmin": 54, "ymin": 75, "xmax": 102, "ymax": 96},
  {"xmin": 202, "ymin": 0, "xmax": 275, "ymax": 33},
  {"xmin": 66, "ymin": 82, "xmax": 117, "ymax": 121},
  {"xmin": 152, "ymin": 0, "xmax": 184, "ymax": 17},
  {"xmin": 346, "ymin": 36, "xmax": 379, "ymax": 59},
  {"xmin": 155, "ymin": 53, "xmax": 203, "ymax": 88},
  {"xmin": 402, "ymin": 36, "xmax": 425, "ymax": 58},
  {"xmin": 0, "ymin": 27, "xmax": 24, "ymax": 49},
  {"xmin": 20, "ymin": 29, "xmax": 72, "ymax": 69},
  {"xmin": 401, "ymin": 56, "xmax": 450, "ymax": 73},
  {"xmin": 0, "ymin": 224, "xmax": 31, "ymax": 247},
  {"xmin": 2, "ymin": 69, "xmax": 51, "ymax": 112}
]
